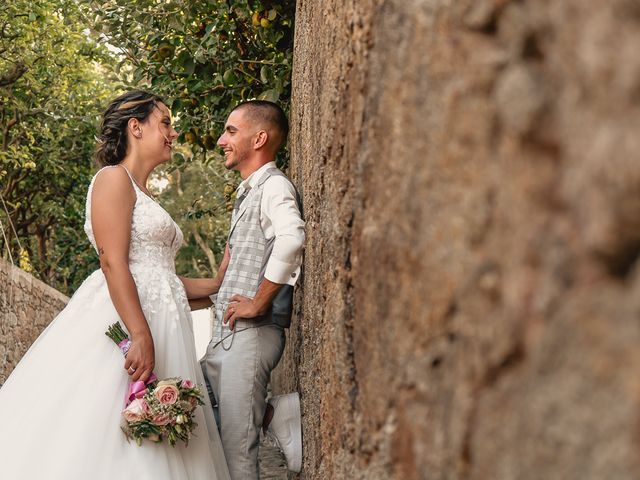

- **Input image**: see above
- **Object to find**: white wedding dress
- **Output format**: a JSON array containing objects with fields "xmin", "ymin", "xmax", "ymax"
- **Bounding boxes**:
[{"xmin": 0, "ymin": 166, "xmax": 230, "ymax": 480}]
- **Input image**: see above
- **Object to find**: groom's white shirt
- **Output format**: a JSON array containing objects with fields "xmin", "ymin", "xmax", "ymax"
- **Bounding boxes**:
[{"xmin": 235, "ymin": 161, "xmax": 305, "ymax": 286}]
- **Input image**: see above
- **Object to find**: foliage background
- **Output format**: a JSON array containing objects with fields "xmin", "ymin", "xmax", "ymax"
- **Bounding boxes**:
[
  {"xmin": 0, "ymin": 0, "xmax": 295, "ymax": 293},
  {"xmin": 0, "ymin": 0, "xmax": 114, "ymax": 292}
]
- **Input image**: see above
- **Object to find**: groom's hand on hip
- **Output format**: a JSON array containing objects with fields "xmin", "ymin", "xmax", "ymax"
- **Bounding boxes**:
[
  {"xmin": 224, "ymin": 294, "xmax": 261, "ymax": 330},
  {"xmin": 224, "ymin": 280, "xmax": 283, "ymax": 329}
]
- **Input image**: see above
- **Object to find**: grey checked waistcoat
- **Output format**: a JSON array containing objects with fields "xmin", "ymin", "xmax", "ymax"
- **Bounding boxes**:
[{"xmin": 212, "ymin": 166, "xmax": 298, "ymax": 343}]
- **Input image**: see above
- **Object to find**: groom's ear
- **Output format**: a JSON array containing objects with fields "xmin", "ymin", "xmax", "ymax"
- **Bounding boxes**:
[{"xmin": 253, "ymin": 130, "xmax": 268, "ymax": 150}]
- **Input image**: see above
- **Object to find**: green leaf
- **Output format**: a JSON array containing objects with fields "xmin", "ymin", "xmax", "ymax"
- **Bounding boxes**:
[
  {"xmin": 260, "ymin": 65, "xmax": 269, "ymax": 84},
  {"xmin": 258, "ymin": 89, "xmax": 279, "ymax": 102},
  {"xmin": 171, "ymin": 98, "xmax": 183, "ymax": 115},
  {"xmin": 222, "ymin": 68, "xmax": 237, "ymax": 86},
  {"xmin": 181, "ymin": 57, "xmax": 195, "ymax": 76}
]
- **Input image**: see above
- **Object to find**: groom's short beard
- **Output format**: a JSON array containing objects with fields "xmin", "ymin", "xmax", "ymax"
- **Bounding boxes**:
[{"xmin": 225, "ymin": 148, "xmax": 249, "ymax": 170}]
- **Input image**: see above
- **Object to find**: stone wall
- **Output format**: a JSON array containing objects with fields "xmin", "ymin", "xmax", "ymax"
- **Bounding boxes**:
[
  {"xmin": 273, "ymin": 0, "xmax": 640, "ymax": 479},
  {"xmin": 0, "ymin": 258, "xmax": 68, "ymax": 385}
]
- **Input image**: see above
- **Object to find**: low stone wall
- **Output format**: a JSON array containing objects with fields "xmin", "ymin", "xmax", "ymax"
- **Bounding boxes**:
[{"xmin": 0, "ymin": 258, "xmax": 68, "ymax": 385}]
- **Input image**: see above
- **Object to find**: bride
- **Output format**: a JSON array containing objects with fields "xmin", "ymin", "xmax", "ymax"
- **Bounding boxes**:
[{"xmin": 0, "ymin": 90, "xmax": 231, "ymax": 479}]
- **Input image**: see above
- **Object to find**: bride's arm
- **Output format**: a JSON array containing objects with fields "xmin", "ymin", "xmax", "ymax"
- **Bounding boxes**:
[
  {"xmin": 179, "ymin": 243, "xmax": 231, "ymax": 299},
  {"xmin": 188, "ymin": 297, "xmax": 213, "ymax": 311},
  {"xmin": 91, "ymin": 167, "xmax": 155, "ymax": 383}
]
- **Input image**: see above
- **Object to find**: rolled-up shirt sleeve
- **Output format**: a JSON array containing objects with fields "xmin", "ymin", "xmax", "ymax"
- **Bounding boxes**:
[{"xmin": 261, "ymin": 176, "xmax": 305, "ymax": 286}]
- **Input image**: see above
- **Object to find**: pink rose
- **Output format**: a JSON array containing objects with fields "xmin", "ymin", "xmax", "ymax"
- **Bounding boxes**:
[
  {"xmin": 154, "ymin": 384, "xmax": 179, "ymax": 405},
  {"xmin": 181, "ymin": 379, "xmax": 194, "ymax": 389},
  {"xmin": 122, "ymin": 398, "xmax": 147, "ymax": 423},
  {"xmin": 152, "ymin": 414, "xmax": 171, "ymax": 426}
]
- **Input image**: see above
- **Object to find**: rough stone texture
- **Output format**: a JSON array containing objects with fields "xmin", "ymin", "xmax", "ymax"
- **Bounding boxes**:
[
  {"xmin": 272, "ymin": 0, "xmax": 640, "ymax": 478},
  {"xmin": 0, "ymin": 258, "xmax": 68, "ymax": 385},
  {"xmin": 260, "ymin": 433, "xmax": 288, "ymax": 479}
]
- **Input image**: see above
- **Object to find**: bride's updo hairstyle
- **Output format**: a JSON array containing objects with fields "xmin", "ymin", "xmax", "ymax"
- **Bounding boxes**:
[{"xmin": 95, "ymin": 90, "xmax": 164, "ymax": 167}]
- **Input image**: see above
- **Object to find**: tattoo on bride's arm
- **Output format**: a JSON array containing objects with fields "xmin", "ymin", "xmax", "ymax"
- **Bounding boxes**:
[{"xmin": 99, "ymin": 247, "xmax": 105, "ymax": 256}]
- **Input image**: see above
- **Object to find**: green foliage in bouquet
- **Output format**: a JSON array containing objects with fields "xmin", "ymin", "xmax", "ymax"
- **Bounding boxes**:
[{"xmin": 105, "ymin": 322, "xmax": 129, "ymax": 345}]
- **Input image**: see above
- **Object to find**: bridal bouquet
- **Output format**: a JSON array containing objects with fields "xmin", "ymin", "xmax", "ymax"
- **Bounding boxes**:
[{"xmin": 106, "ymin": 322, "xmax": 205, "ymax": 446}]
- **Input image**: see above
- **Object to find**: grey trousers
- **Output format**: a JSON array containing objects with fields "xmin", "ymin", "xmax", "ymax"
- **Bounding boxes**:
[{"xmin": 201, "ymin": 324, "xmax": 286, "ymax": 480}]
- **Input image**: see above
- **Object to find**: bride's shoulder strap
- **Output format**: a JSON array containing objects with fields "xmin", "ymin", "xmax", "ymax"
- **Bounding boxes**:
[
  {"xmin": 89, "ymin": 164, "xmax": 137, "ymax": 199},
  {"xmin": 115, "ymin": 164, "xmax": 135, "ymax": 183}
]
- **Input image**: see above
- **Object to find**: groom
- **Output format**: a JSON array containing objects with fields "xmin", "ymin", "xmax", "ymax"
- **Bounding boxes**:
[{"xmin": 200, "ymin": 100, "xmax": 304, "ymax": 479}]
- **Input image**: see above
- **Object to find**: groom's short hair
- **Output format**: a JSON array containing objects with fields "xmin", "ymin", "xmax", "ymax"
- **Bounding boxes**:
[{"xmin": 233, "ymin": 100, "xmax": 289, "ymax": 149}]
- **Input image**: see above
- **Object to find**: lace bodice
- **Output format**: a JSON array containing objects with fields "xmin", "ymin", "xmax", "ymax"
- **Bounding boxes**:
[{"xmin": 83, "ymin": 166, "xmax": 184, "ymax": 273}]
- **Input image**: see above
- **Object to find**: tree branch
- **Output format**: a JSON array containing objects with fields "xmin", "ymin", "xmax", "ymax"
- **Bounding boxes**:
[
  {"xmin": 191, "ymin": 226, "xmax": 218, "ymax": 272},
  {"xmin": 0, "ymin": 62, "xmax": 27, "ymax": 87},
  {"xmin": 2, "ymin": 113, "xmax": 17, "ymax": 150}
]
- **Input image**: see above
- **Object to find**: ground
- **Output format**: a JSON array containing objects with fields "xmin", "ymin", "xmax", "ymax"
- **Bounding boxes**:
[{"xmin": 259, "ymin": 432, "xmax": 289, "ymax": 479}]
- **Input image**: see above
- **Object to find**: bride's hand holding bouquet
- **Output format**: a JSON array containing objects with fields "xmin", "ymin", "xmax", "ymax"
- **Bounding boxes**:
[
  {"xmin": 124, "ymin": 330, "xmax": 155, "ymax": 383},
  {"xmin": 106, "ymin": 322, "xmax": 205, "ymax": 447}
]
